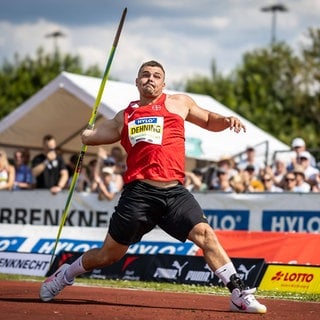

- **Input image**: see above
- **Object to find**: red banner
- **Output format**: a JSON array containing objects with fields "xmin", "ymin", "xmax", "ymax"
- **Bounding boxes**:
[{"xmin": 196, "ymin": 231, "xmax": 320, "ymax": 265}]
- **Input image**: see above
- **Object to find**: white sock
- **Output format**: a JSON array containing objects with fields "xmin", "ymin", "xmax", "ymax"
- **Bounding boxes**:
[
  {"xmin": 215, "ymin": 262, "xmax": 237, "ymax": 285},
  {"xmin": 64, "ymin": 256, "xmax": 87, "ymax": 283}
]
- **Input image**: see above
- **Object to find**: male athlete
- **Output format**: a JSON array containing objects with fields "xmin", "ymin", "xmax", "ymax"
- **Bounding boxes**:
[{"xmin": 40, "ymin": 60, "xmax": 266, "ymax": 314}]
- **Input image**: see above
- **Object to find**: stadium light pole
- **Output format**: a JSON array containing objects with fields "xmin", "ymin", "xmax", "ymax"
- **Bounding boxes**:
[
  {"xmin": 45, "ymin": 30, "xmax": 66, "ymax": 70},
  {"xmin": 260, "ymin": 3, "xmax": 288, "ymax": 155},
  {"xmin": 45, "ymin": 30, "xmax": 66, "ymax": 54},
  {"xmin": 261, "ymin": 4, "xmax": 288, "ymax": 44}
]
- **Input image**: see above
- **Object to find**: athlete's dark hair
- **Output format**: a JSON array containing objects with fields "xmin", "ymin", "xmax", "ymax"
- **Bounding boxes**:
[{"xmin": 137, "ymin": 60, "xmax": 165, "ymax": 77}]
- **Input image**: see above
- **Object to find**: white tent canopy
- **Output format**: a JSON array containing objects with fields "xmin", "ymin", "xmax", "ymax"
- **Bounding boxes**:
[{"xmin": 0, "ymin": 72, "xmax": 289, "ymax": 165}]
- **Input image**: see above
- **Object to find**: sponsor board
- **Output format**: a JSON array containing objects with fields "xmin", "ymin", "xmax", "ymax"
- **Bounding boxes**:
[
  {"xmin": 0, "ymin": 236, "xmax": 27, "ymax": 251},
  {"xmin": 0, "ymin": 225, "xmax": 196, "ymax": 256},
  {"xmin": 48, "ymin": 252, "xmax": 265, "ymax": 288},
  {"xmin": 1, "ymin": 190, "xmax": 320, "ymax": 232},
  {"xmin": 204, "ymin": 209, "xmax": 249, "ymax": 230},
  {"xmin": 148, "ymin": 256, "xmax": 265, "ymax": 287},
  {"xmin": 127, "ymin": 241, "xmax": 193, "ymax": 255},
  {"xmin": 262, "ymin": 210, "xmax": 320, "ymax": 232},
  {"xmin": 32, "ymin": 238, "xmax": 102, "ymax": 254},
  {"xmin": 1, "ymin": 225, "xmax": 320, "ymax": 266},
  {"xmin": 259, "ymin": 264, "xmax": 320, "ymax": 293},
  {"xmin": 0, "ymin": 207, "xmax": 110, "ymax": 227},
  {"xmin": 0, "ymin": 251, "xmax": 51, "ymax": 276},
  {"xmin": 33, "ymin": 239, "xmax": 193, "ymax": 256}
]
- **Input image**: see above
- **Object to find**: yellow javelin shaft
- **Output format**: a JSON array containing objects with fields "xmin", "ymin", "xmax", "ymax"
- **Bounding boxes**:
[{"xmin": 49, "ymin": 8, "xmax": 127, "ymax": 266}]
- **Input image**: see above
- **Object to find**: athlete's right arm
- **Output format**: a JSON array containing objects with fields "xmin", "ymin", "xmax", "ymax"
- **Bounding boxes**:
[{"xmin": 82, "ymin": 110, "xmax": 124, "ymax": 146}]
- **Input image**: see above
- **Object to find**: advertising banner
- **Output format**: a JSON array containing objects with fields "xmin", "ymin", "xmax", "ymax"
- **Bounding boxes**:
[
  {"xmin": 1, "ymin": 225, "xmax": 320, "ymax": 265},
  {"xmin": 0, "ymin": 225, "xmax": 196, "ymax": 256},
  {"xmin": 0, "ymin": 191, "xmax": 319, "ymax": 232},
  {"xmin": 259, "ymin": 264, "xmax": 320, "ymax": 294},
  {"xmin": 198, "ymin": 231, "xmax": 320, "ymax": 266},
  {"xmin": 48, "ymin": 252, "xmax": 265, "ymax": 288},
  {"xmin": 0, "ymin": 252, "xmax": 51, "ymax": 276}
]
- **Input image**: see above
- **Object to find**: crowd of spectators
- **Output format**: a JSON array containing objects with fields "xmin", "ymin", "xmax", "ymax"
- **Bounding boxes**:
[
  {"xmin": 184, "ymin": 137, "xmax": 320, "ymax": 194},
  {"xmin": 0, "ymin": 135, "xmax": 126, "ymax": 201},
  {"xmin": 0, "ymin": 135, "xmax": 319, "ymax": 198}
]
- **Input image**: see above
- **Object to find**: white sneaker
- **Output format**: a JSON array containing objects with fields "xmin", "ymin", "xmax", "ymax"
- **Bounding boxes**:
[
  {"xmin": 40, "ymin": 264, "xmax": 73, "ymax": 301},
  {"xmin": 230, "ymin": 288, "xmax": 267, "ymax": 313}
]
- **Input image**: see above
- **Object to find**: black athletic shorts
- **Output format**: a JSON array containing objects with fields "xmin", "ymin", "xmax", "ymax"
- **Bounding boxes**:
[{"xmin": 108, "ymin": 180, "xmax": 208, "ymax": 245}]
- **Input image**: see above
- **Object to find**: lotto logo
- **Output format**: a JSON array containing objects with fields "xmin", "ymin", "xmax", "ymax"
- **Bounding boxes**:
[
  {"xmin": 271, "ymin": 271, "xmax": 314, "ymax": 283},
  {"xmin": 260, "ymin": 265, "xmax": 320, "ymax": 293}
]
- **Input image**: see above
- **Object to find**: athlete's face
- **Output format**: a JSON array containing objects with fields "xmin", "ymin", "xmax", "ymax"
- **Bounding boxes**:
[{"xmin": 136, "ymin": 66, "xmax": 165, "ymax": 98}]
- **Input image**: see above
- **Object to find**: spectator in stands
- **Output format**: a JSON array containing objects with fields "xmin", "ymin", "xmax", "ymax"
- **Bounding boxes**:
[
  {"xmin": 237, "ymin": 146, "xmax": 264, "ymax": 176},
  {"xmin": 282, "ymin": 172, "xmax": 297, "ymax": 192},
  {"xmin": 13, "ymin": 148, "xmax": 33, "ymax": 190},
  {"xmin": 261, "ymin": 173, "xmax": 283, "ymax": 192},
  {"xmin": 31, "ymin": 134, "xmax": 69, "ymax": 195},
  {"xmin": 210, "ymin": 155, "xmax": 237, "ymax": 189},
  {"xmin": 242, "ymin": 164, "xmax": 264, "ymax": 192},
  {"xmin": 311, "ymin": 173, "xmax": 320, "ymax": 192},
  {"xmin": 184, "ymin": 168, "xmax": 208, "ymax": 192},
  {"xmin": 287, "ymin": 137, "xmax": 316, "ymax": 170},
  {"xmin": 92, "ymin": 147, "xmax": 124, "ymax": 194},
  {"xmin": 272, "ymin": 157, "xmax": 287, "ymax": 188},
  {"xmin": 259, "ymin": 164, "xmax": 274, "ymax": 177},
  {"xmin": 296, "ymin": 151, "xmax": 319, "ymax": 186},
  {"xmin": 66, "ymin": 153, "xmax": 91, "ymax": 192},
  {"xmin": 95, "ymin": 166, "xmax": 119, "ymax": 201},
  {"xmin": 211, "ymin": 167, "xmax": 234, "ymax": 192},
  {"xmin": 82, "ymin": 158, "xmax": 97, "ymax": 192},
  {"xmin": 229, "ymin": 173, "xmax": 246, "ymax": 193},
  {"xmin": 110, "ymin": 146, "xmax": 127, "ymax": 176},
  {"xmin": 0, "ymin": 149, "xmax": 15, "ymax": 190},
  {"xmin": 103, "ymin": 156, "xmax": 124, "ymax": 192},
  {"xmin": 293, "ymin": 165, "xmax": 311, "ymax": 192}
]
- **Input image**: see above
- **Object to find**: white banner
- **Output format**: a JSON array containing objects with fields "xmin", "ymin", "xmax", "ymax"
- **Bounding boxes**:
[
  {"xmin": 0, "ymin": 190, "xmax": 319, "ymax": 232},
  {"xmin": 0, "ymin": 251, "xmax": 51, "ymax": 276}
]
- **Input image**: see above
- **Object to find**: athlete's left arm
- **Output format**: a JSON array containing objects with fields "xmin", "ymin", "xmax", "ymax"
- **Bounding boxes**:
[{"xmin": 185, "ymin": 95, "xmax": 246, "ymax": 133}]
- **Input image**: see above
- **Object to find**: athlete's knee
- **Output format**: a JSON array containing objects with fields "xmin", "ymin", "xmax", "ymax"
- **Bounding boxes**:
[{"xmin": 189, "ymin": 222, "xmax": 219, "ymax": 248}]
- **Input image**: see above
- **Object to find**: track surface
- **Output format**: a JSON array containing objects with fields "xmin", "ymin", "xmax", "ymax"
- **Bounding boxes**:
[{"xmin": 1, "ymin": 280, "xmax": 319, "ymax": 320}]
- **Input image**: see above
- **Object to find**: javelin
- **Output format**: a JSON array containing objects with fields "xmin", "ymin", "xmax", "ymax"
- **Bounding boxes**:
[{"xmin": 49, "ymin": 7, "xmax": 127, "ymax": 266}]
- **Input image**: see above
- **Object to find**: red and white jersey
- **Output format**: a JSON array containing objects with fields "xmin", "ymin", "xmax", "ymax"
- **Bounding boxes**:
[{"xmin": 121, "ymin": 93, "xmax": 185, "ymax": 184}]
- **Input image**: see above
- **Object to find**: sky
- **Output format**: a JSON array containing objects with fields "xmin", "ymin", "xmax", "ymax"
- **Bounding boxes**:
[{"xmin": 0, "ymin": 0, "xmax": 319, "ymax": 87}]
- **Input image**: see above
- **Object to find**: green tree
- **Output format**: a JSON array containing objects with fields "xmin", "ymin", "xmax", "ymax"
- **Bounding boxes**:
[
  {"xmin": 0, "ymin": 47, "xmax": 102, "ymax": 119},
  {"xmin": 232, "ymin": 42, "xmax": 302, "ymax": 143},
  {"xmin": 185, "ymin": 27, "xmax": 320, "ymax": 151},
  {"xmin": 185, "ymin": 61, "xmax": 237, "ymax": 108},
  {"xmin": 295, "ymin": 28, "xmax": 320, "ymax": 149}
]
